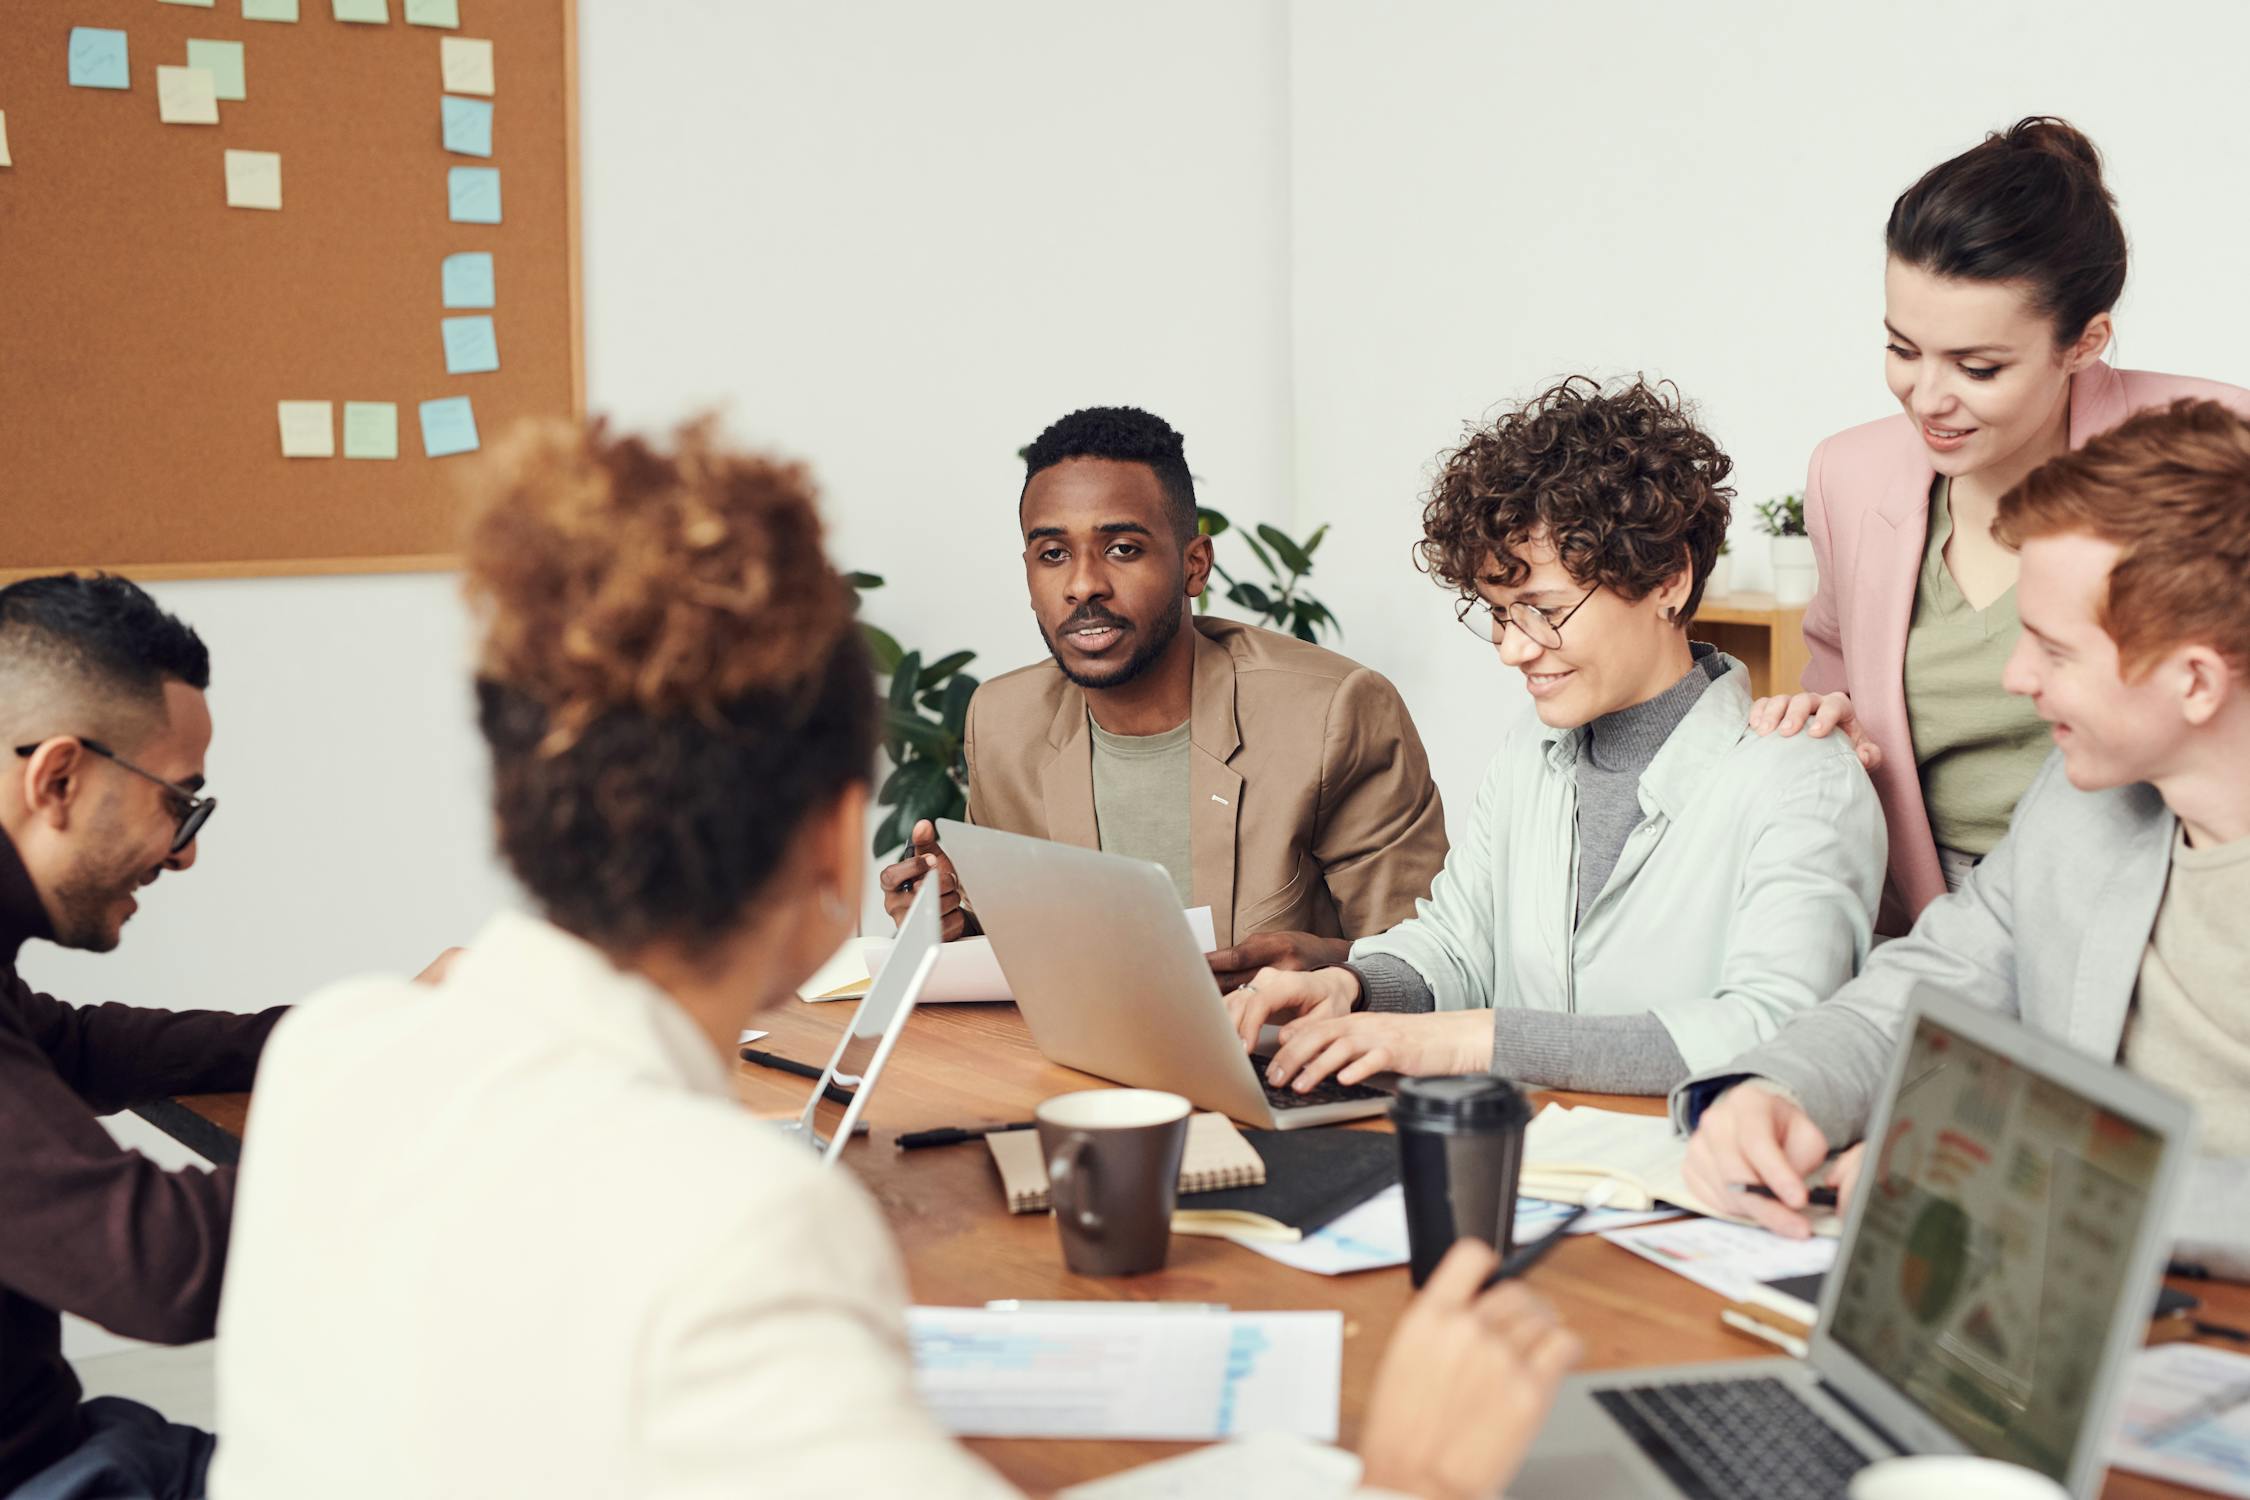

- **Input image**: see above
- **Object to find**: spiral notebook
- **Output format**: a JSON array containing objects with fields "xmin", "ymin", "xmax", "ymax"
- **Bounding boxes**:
[{"xmin": 988, "ymin": 1113, "xmax": 1265, "ymax": 1214}]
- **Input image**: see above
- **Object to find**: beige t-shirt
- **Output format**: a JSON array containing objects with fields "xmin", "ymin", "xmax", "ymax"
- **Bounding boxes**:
[
  {"xmin": 1088, "ymin": 715, "xmax": 1193, "ymax": 905},
  {"xmin": 2120, "ymin": 825, "xmax": 2250, "ymax": 1157},
  {"xmin": 1904, "ymin": 477, "xmax": 2053, "ymax": 856}
]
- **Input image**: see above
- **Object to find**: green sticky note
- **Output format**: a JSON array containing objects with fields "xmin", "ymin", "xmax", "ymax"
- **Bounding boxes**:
[
  {"xmin": 343, "ymin": 403, "xmax": 398, "ymax": 460},
  {"xmin": 332, "ymin": 0, "xmax": 389, "ymax": 22},
  {"xmin": 186, "ymin": 40, "xmax": 246, "ymax": 102},
  {"xmin": 242, "ymin": 0, "xmax": 299, "ymax": 21},
  {"xmin": 68, "ymin": 29, "xmax": 130, "ymax": 90},
  {"xmin": 404, "ymin": 0, "xmax": 459, "ymax": 27}
]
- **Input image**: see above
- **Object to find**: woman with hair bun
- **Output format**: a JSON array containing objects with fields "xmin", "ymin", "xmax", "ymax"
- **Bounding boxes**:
[
  {"xmin": 205, "ymin": 417, "xmax": 1581, "ymax": 1500},
  {"xmin": 1756, "ymin": 117, "xmax": 2250, "ymax": 932}
]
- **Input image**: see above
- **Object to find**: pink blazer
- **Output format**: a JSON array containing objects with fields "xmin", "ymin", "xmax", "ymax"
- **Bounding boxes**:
[{"xmin": 1801, "ymin": 361, "xmax": 2250, "ymax": 933}]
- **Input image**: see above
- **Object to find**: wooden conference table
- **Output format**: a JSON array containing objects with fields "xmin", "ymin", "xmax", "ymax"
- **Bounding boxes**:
[{"xmin": 156, "ymin": 1000, "xmax": 2239, "ymax": 1498}]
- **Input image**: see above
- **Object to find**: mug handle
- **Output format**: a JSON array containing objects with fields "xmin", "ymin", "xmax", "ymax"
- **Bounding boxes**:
[{"xmin": 1047, "ymin": 1134, "xmax": 1103, "ymax": 1239}]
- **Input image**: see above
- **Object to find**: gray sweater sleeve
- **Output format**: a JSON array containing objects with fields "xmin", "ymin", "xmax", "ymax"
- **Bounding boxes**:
[
  {"xmin": 1345, "ymin": 954, "xmax": 1436, "ymax": 1014},
  {"xmin": 1492, "ymin": 1010, "xmax": 1691, "ymax": 1095}
]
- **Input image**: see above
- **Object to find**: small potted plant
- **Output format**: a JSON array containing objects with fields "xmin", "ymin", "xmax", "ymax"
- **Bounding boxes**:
[
  {"xmin": 1758, "ymin": 494, "xmax": 1815, "ymax": 606},
  {"xmin": 1705, "ymin": 537, "xmax": 1733, "ymax": 602}
]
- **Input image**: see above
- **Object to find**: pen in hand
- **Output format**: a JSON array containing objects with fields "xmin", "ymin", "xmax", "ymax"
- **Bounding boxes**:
[{"xmin": 1741, "ymin": 1183, "xmax": 1840, "ymax": 1209}]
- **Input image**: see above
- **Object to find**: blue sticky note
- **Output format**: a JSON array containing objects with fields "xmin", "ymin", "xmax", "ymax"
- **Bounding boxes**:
[
  {"xmin": 419, "ymin": 397, "xmax": 479, "ymax": 458},
  {"xmin": 69, "ymin": 29, "xmax": 131, "ymax": 90},
  {"xmin": 441, "ymin": 316, "xmax": 499, "ymax": 375},
  {"xmin": 442, "ymin": 252, "xmax": 495, "ymax": 309},
  {"xmin": 447, "ymin": 166, "xmax": 501, "ymax": 224},
  {"xmin": 441, "ymin": 95, "xmax": 492, "ymax": 158}
]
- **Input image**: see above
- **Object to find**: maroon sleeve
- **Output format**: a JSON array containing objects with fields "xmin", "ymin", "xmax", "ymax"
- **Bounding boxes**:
[
  {"xmin": 4, "ymin": 971, "xmax": 282, "ymax": 1116},
  {"xmin": 0, "ymin": 1013, "xmax": 240, "ymax": 1343}
]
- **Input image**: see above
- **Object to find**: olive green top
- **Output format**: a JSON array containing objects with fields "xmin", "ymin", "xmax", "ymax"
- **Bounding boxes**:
[
  {"xmin": 1904, "ymin": 478, "xmax": 2053, "ymax": 856},
  {"xmin": 1088, "ymin": 715, "xmax": 1194, "ymax": 905}
]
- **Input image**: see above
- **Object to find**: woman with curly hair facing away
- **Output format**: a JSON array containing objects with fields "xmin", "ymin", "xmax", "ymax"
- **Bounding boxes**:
[
  {"xmin": 1228, "ymin": 377, "xmax": 1887, "ymax": 1097},
  {"xmin": 205, "ymin": 417, "xmax": 1583, "ymax": 1500}
]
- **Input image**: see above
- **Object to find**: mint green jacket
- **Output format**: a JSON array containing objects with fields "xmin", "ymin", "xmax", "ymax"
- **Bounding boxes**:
[{"xmin": 1349, "ymin": 658, "xmax": 1886, "ymax": 1074}]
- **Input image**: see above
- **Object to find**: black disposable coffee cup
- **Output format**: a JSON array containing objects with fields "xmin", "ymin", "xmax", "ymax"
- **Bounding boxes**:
[{"xmin": 1392, "ymin": 1075, "xmax": 1533, "ymax": 1287}]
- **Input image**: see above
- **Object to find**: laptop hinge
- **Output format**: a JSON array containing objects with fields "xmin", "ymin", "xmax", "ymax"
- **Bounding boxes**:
[{"xmin": 1815, "ymin": 1377, "xmax": 1910, "ymax": 1458}]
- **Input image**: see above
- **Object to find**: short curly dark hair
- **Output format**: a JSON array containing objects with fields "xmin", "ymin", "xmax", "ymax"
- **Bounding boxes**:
[
  {"xmin": 1419, "ymin": 376, "xmax": 1734, "ymax": 623},
  {"xmin": 1021, "ymin": 406, "xmax": 1198, "ymax": 542}
]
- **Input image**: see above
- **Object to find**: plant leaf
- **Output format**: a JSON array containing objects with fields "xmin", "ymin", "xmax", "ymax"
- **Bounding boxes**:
[
  {"xmin": 1228, "ymin": 581, "xmax": 1273, "ymax": 614},
  {"xmin": 846, "ymin": 571, "xmax": 885, "ymax": 592},
  {"xmin": 1302, "ymin": 524, "xmax": 1328, "ymax": 558},
  {"xmin": 1257, "ymin": 524, "xmax": 1313, "ymax": 576},
  {"xmin": 938, "ymin": 673, "xmax": 978, "ymax": 737},
  {"xmin": 917, "ymin": 650, "xmax": 976, "ymax": 690},
  {"xmin": 1196, "ymin": 506, "xmax": 1232, "ymax": 538},
  {"xmin": 883, "ymin": 704, "xmax": 953, "ymax": 757},
  {"xmin": 888, "ymin": 651, "xmax": 923, "ymax": 712},
  {"xmin": 1239, "ymin": 531, "xmax": 1277, "ymax": 577},
  {"xmin": 861, "ymin": 623, "xmax": 905, "ymax": 674},
  {"xmin": 871, "ymin": 804, "xmax": 906, "ymax": 858}
]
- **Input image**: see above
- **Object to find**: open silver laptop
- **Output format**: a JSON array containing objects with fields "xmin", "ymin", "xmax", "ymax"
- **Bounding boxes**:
[
  {"xmin": 786, "ymin": 879, "xmax": 942, "ymax": 1165},
  {"xmin": 937, "ymin": 820, "xmax": 1391, "ymax": 1130},
  {"xmin": 1513, "ymin": 992, "xmax": 2195, "ymax": 1500}
]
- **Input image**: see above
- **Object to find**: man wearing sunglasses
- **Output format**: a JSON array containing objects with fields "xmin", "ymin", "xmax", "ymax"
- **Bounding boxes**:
[
  {"xmin": 1226, "ymin": 377, "xmax": 1887, "ymax": 1098},
  {"xmin": 1, "ymin": 574, "xmax": 321, "ymax": 1500}
]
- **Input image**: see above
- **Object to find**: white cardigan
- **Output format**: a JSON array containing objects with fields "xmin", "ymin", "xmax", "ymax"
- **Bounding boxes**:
[{"xmin": 209, "ymin": 911, "xmax": 1016, "ymax": 1500}]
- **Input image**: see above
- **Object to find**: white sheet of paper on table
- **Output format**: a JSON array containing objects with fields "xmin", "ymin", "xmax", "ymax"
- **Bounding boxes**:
[
  {"xmin": 907, "ymin": 1306, "xmax": 1340, "ymax": 1442},
  {"xmin": 1056, "ymin": 1431, "xmax": 1360, "ymax": 1500},
  {"xmin": 2109, "ymin": 1343, "xmax": 2250, "ymax": 1497},
  {"xmin": 1600, "ymin": 1215, "xmax": 1840, "ymax": 1304},
  {"xmin": 852, "ymin": 906, "xmax": 1217, "ymax": 1004},
  {"xmin": 1240, "ymin": 1184, "xmax": 1683, "ymax": 1277}
]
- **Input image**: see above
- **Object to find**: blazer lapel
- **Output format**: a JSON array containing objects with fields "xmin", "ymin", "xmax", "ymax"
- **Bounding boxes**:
[
  {"xmin": 1187, "ymin": 627, "xmax": 1243, "ymax": 947},
  {"xmin": 1038, "ymin": 689, "xmax": 1099, "ymax": 852},
  {"xmin": 2069, "ymin": 795, "xmax": 2176, "ymax": 1058}
]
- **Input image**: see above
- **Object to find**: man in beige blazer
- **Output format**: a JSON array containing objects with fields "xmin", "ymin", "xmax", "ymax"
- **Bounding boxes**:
[{"xmin": 882, "ymin": 406, "xmax": 1445, "ymax": 984}]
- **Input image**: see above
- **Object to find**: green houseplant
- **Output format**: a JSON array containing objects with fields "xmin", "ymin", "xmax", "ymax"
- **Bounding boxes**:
[
  {"xmin": 1195, "ymin": 508, "xmax": 1341, "ymax": 644},
  {"xmin": 1758, "ymin": 493, "xmax": 1816, "ymax": 606},
  {"xmin": 849, "ymin": 572, "xmax": 977, "ymax": 857}
]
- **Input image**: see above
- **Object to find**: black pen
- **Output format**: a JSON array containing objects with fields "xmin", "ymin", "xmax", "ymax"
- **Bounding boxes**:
[
  {"xmin": 1743, "ymin": 1184, "xmax": 1840, "ymax": 1209},
  {"xmin": 740, "ymin": 1046, "xmax": 855, "ymax": 1107},
  {"xmin": 1481, "ymin": 1209, "xmax": 1587, "ymax": 1289},
  {"xmin": 898, "ymin": 1121, "xmax": 1036, "ymax": 1151}
]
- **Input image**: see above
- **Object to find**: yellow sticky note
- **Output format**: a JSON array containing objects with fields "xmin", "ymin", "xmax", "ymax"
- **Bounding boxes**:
[
  {"xmin": 224, "ymin": 149, "xmax": 282, "ymax": 210},
  {"xmin": 242, "ymin": 0, "xmax": 300, "ymax": 21},
  {"xmin": 331, "ymin": 0, "xmax": 390, "ymax": 22},
  {"xmin": 0, "ymin": 112, "xmax": 11, "ymax": 169},
  {"xmin": 342, "ymin": 402, "xmax": 399, "ymax": 460},
  {"xmin": 404, "ymin": 0, "xmax": 459, "ymax": 26},
  {"xmin": 157, "ymin": 66, "xmax": 222, "ymax": 125},
  {"xmin": 440, "ymin": 36, "xmax": 493, "ymax": 96},
  {"xmin": 277, "ymin": 402, "xmax": 335, "ymax": 458}
]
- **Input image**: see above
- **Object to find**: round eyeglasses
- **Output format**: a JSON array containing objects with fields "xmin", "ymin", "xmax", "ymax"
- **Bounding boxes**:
[{"xmin": 1455, "ymin": 586, "xmax": 1597, "ymax": 649}]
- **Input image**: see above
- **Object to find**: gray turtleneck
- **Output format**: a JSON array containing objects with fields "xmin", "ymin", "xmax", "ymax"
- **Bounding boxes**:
[{"xmin": 1346, "ymin": 650, "xmax": 1723, "ymax": 1094}]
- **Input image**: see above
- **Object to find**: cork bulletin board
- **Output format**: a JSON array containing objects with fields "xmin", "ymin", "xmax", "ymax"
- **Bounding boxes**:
[{"xmin": 0, "ymin": 0, "xmax": 581, "ymax": 581}]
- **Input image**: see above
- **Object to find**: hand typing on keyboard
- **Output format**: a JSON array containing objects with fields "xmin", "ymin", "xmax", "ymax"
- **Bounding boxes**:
[{"xmin": 1261, "ymin": 1010, "xmax": 1498, "ymax": 1093}]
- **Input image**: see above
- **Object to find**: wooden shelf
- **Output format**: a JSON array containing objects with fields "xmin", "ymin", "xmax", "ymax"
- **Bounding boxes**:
[{"xmin": 1694, "ymin": 590, "xmax": 1809, "ymax": 698}]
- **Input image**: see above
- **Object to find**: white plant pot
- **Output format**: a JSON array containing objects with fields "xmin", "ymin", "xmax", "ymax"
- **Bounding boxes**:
[
  {"xmin": 1704, "ymin": 554, "xmax": 1732, "ymax": 601},
  {"xmin": 1770, "ymin": 534, "xmax": 1817, "ymax": 606}
]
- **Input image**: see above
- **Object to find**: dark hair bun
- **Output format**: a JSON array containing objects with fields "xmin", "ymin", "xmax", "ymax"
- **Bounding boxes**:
[
  {"xmin": 2001, "ymin": 115, "xmax": 2106, "ymax": 179},
  {"xmin": 463, "ymin": 415, "xmax": 854, "ymax": 749},
  {"xmin": 1886, "ymin": 115, "xmax": 2126, "ymax": 347}
]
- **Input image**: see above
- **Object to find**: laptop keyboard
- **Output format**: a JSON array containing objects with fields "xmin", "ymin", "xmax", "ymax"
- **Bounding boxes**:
[
  {"xmin": 1593, "ymin": 1377, "xmax": 1871, "ymax": 1500},
  {"xmin": 1250, "ymin": 1055, "xmax": 1389, "ymax": 1111}
]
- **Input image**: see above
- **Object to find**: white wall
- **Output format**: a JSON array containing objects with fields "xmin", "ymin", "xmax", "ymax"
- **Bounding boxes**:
[{"xmin": 1288, "ymin": 0, "xmax": 2250, "ymax": 802}]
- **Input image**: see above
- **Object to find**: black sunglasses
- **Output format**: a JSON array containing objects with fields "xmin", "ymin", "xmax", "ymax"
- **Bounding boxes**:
[{"xmin": 12, "ymin": 738, "xmax": 217, "ymax": 855}]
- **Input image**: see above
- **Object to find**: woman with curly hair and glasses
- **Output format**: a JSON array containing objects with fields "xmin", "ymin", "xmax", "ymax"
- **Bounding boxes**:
[{"xmin": 1227, "ymin": 376, "xmax": 1887, "ymax": 1097}]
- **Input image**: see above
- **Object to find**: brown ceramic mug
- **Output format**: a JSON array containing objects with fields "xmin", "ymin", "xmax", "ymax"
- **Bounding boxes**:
[{"xmin": 1034, "ymin": 1089, "xmax": 1192, "ymax": 1277}]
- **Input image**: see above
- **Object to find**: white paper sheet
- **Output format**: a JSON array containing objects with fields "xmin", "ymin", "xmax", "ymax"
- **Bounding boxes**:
[
  {"xmin": 2110, "ymin": 1343, "xmax": 2250, "ymax": 1497},
  {"xmin": 1601, "ymin": 1216, "xmax": 1840, "ymax": 1303},
  {"xmin": 1237, "ymin": 1184, "xmax": 1682, "ymax": 1277},
  {"xmin": 854, "ymin": 906, "xmax": 1217, "ymax": 1004},
  {"xmin": 907, "ymin": 1305, "xmax": 1339, "ymax": 1441},
  {"xmin": 1057, "ymin": 1432, "xmax": 1360, "ymax": 1500},
  {"xmin": 1522, "ymin": 1102, "xmax": 1841, "ymax": 1234}
]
